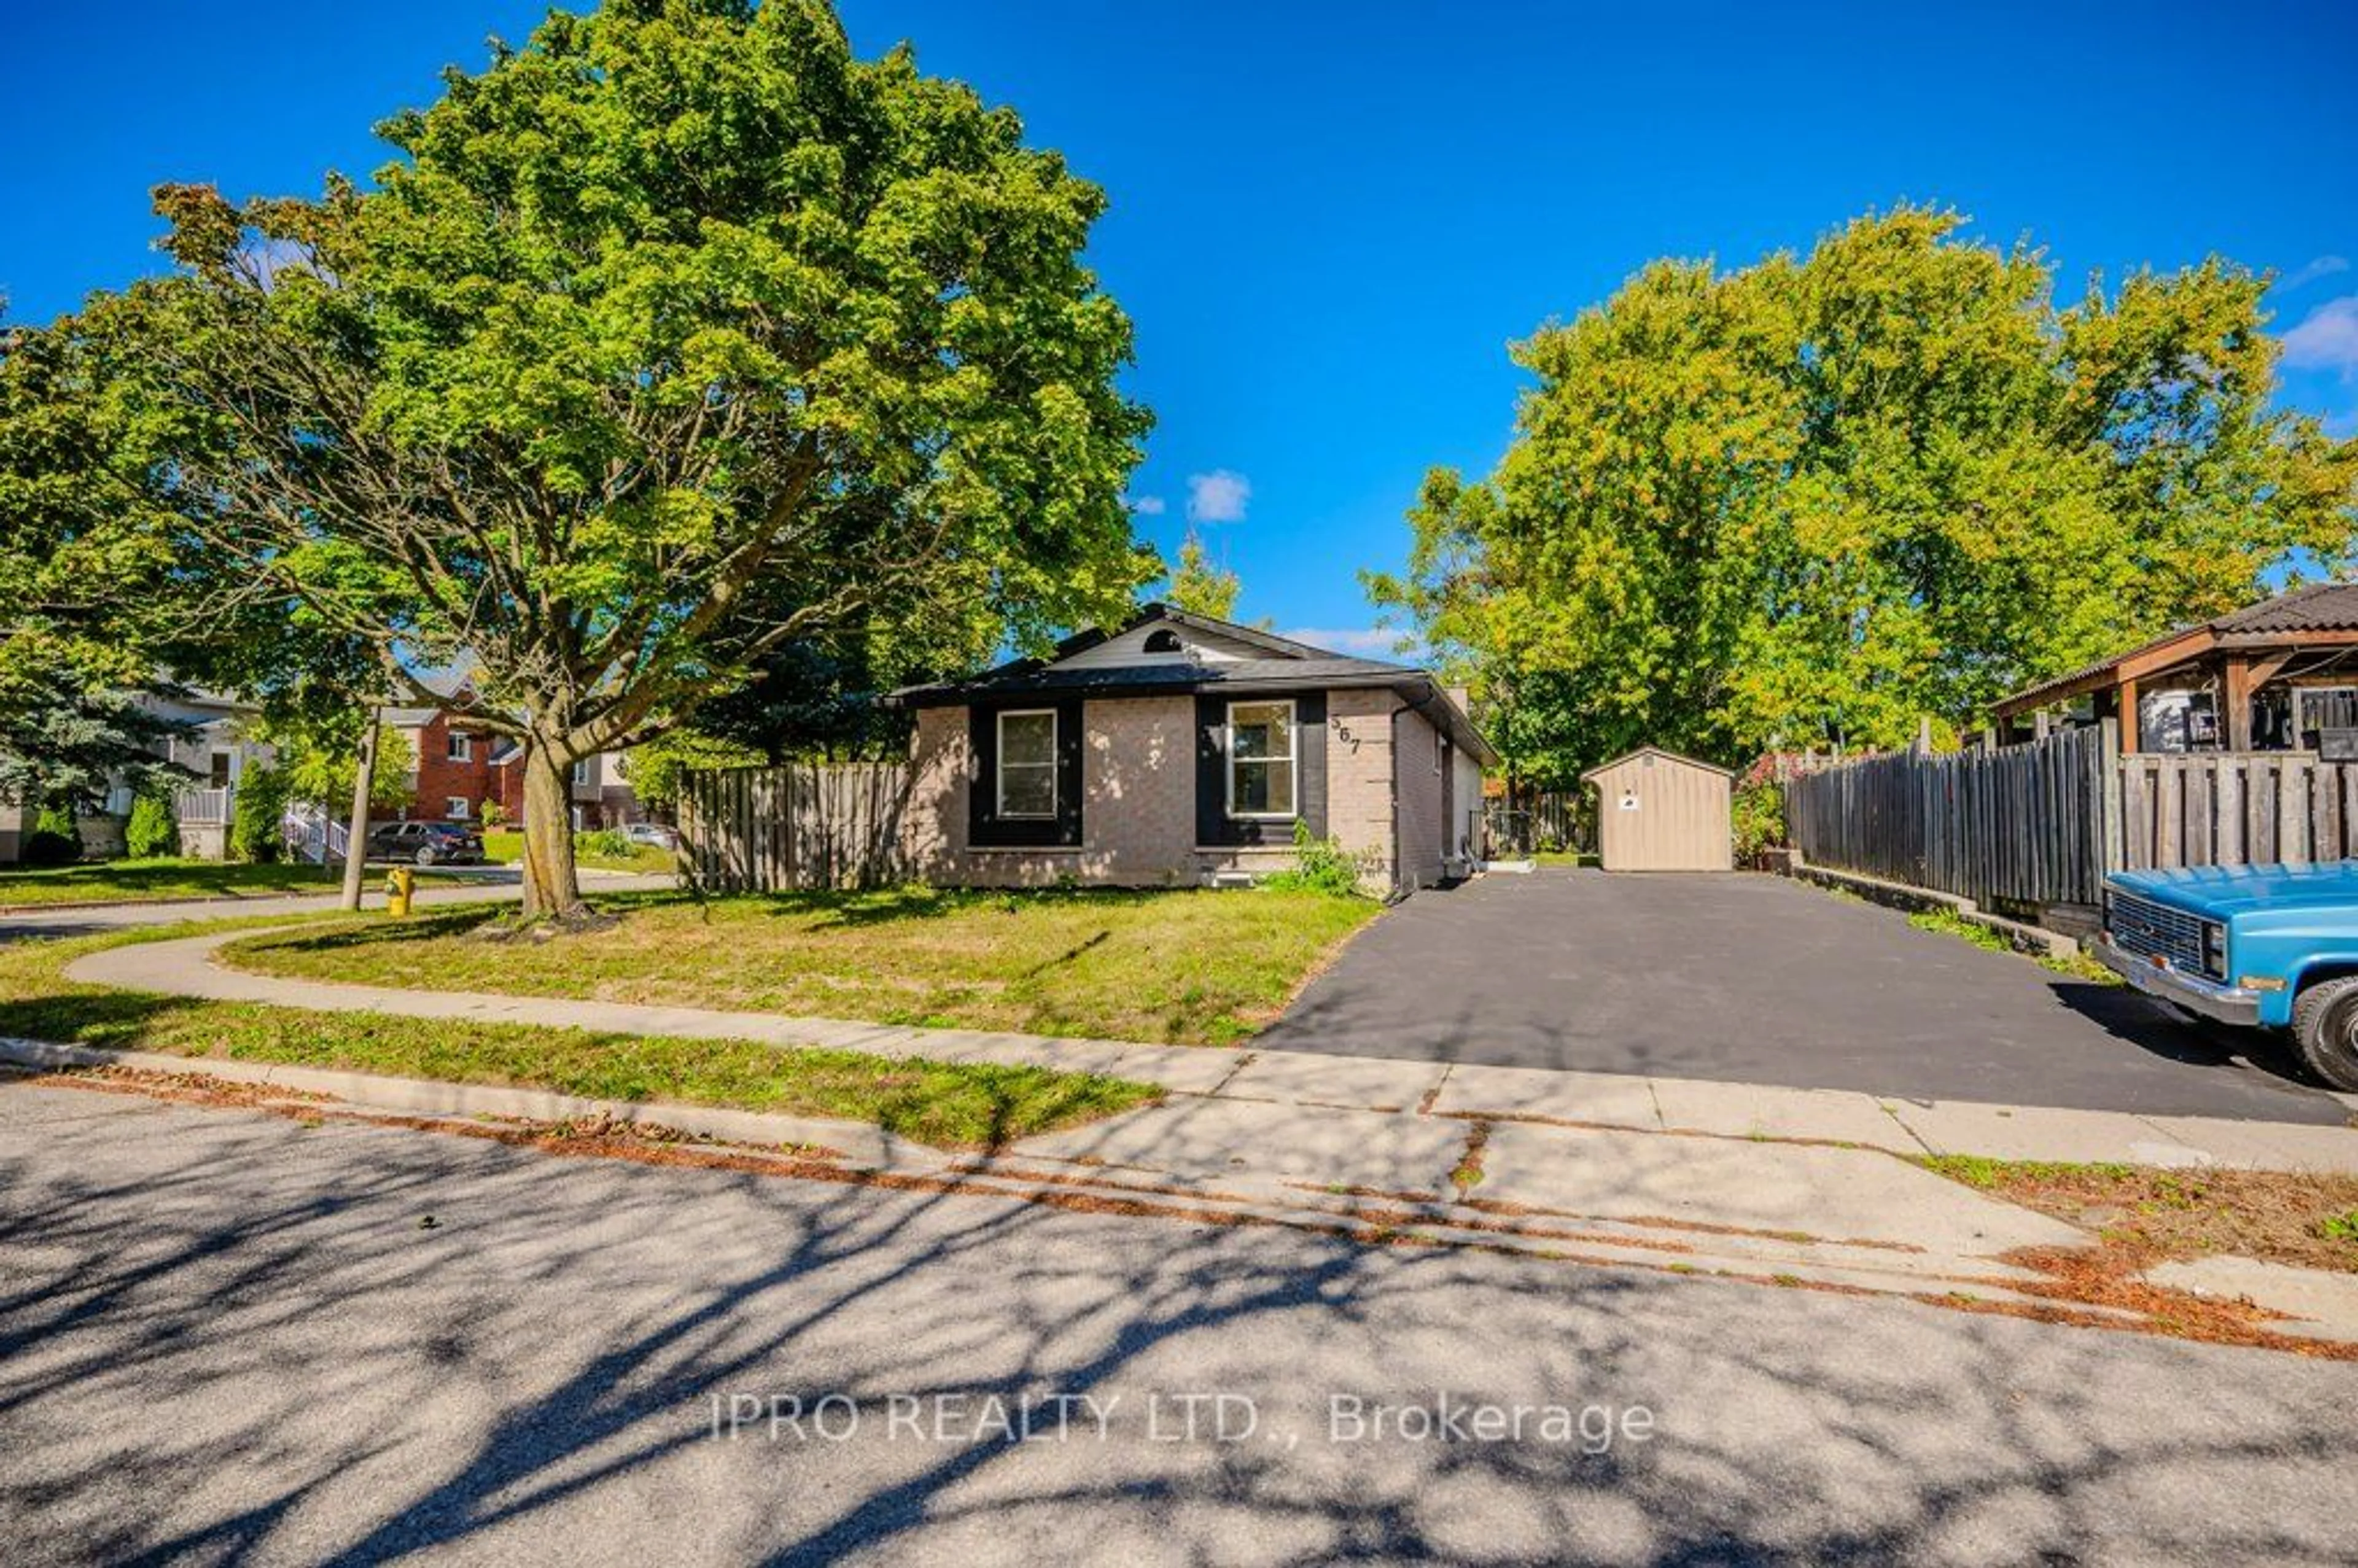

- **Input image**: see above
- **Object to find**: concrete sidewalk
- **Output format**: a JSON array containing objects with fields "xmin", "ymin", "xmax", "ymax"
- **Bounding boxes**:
[
  {"xmin": 23, "ymin": 922, "xmax": 2358, "ymax": 1341},
  {"xmin": 66, "ymin": 927, "xmax": 2358, "ymax": 1174}
]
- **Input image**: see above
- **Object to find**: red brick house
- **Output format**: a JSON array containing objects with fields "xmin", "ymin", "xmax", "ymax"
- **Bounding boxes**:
[{"xmin": 381, "ymin": 704, "xmax": 644, "ymax": 829}]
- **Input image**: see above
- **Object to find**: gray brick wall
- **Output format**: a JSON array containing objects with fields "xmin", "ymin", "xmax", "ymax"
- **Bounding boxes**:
[{"xmin": 901, "ymin": 687, "xmax": 1464, "ymax": 895}]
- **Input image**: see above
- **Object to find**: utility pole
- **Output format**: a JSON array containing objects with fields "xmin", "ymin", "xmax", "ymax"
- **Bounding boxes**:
[{"xmin": 337, "ymin": 709, "xmax": 379, "ymax": 912}]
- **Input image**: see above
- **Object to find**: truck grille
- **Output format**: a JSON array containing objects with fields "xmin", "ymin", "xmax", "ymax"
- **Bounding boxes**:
[{"xmin": 2109, "ymin": 891, "xmax": 2215, "ymax": 976}]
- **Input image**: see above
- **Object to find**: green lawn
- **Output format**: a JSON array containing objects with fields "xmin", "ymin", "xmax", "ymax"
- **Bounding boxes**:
[
  {"xmin": 224, "ymin": 885, "xmax": 1382, "ymax": 1046},
  {"xmin": 0, "ymin": 920, "xmax": 1159, "ymax": 1148},
  {"xmin": 0, "ymin": 858, "xmax": 338, "ymax": 909},
  {"xmin": 478, "ymin": 828, "xmax": 677, "ymax": 875}
]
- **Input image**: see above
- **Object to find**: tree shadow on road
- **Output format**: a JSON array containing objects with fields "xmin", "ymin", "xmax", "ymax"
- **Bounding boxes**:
[{"xmin": 2, "ymin": 1077, "xmax": 2354, "ymax": 1565}]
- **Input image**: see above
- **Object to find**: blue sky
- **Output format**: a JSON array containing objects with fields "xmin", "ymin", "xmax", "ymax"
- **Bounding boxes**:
[{"xmin": 5, "ymin": 2, "xmax": 2355, "ymax": 651}]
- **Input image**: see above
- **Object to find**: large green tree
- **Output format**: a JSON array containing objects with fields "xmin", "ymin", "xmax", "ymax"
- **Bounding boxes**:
[
  {"xmin": 1372, "ymin": 208, "xmax": 2358, "ymax": 785},
  {"xmin": 104, "ymin": 0, "xmax": 1147, "ymax": 917},
  {"xmin": 0, "ymin": 308, "xmax": 201, "ymax": 810}
]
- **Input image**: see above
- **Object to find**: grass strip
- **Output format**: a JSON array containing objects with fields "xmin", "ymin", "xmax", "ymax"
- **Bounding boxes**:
[
  {"xmin": 0, "ymin": 920, "xmax": 1161, "ymax": 1149},
  {"xmin": 219, "ymin": 884, "xmax": 1382, "ymax": 1047}
]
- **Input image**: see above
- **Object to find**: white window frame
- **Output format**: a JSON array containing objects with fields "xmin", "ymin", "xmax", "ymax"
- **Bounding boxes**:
[
  {"xmin": 446, "ymin": 731, "xmax": 472, "ymax": 763},
  {"xmin": 994, "ymin": 708, "xmax": 1059, "ymax": 820},
  {"xmin": 572, "ymin": 759, "xmax": 591, "ymax": 786},
  {"xmin": 1226, "ymin": 699, "xmax": 1298, "ymax": 820},
  {"xmin": 445, "ymin": 796, "xmax": 472, "ymax": 820}
]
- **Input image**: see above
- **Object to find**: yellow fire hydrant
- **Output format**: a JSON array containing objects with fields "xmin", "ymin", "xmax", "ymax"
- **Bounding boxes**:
[{"xmin": 386, "ymin": 864, "xmax": 415, "ymax": 918}]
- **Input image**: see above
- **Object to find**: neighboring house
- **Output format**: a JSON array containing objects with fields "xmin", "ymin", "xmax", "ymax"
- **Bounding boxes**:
[
  {"xmin": 0, "ymin": 687, "xmax": 276, "ymax": 864},
  {"xmin": 885, "ymin": 604, "xmax": 1497, "ymax": 894},
  {"xmin": 383, "ymin": 701, "xmax": 643, "ymax": 829},
  {"xmin": 384, "ymin": 704, "xmax": 506, "ymax": 826}
]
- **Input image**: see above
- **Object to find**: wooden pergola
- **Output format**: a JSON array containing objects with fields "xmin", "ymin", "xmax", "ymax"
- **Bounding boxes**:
[{"xmin": 1991, "ymin": 583, "xmax": 2358, "ymax": 753}]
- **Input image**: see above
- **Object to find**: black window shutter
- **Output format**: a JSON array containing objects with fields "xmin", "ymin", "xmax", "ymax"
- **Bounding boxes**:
[
  {"xmin": 1296, "ymin": 692, "xmax": 1327, "ymax": 839},
  {"xmin": 1196, "ymin": 691, "xmax": 1324, "ymax": 848},
  {"xmin": 968, "ymin": 700, "xmax": 1084, "ymax": 849},
  {"xmin": 1195, "ymin": 694, "xmax": 1232, "ymax": 847}
]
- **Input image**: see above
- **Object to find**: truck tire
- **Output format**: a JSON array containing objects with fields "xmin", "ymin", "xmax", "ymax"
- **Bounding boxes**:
[{"xmin": 2290, "ymin": 976, "xmax": 2358, "ymax": 1092}]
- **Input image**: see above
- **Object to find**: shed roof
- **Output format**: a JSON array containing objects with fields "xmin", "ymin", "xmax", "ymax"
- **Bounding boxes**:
[{"xmin": 1580, "ymin": 745, "xmax": 1733, "ymax": 783}]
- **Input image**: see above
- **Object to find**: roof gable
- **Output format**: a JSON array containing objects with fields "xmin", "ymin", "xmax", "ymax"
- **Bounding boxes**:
[{"xmin": 1581, "ymin": 746, "xmax": 1733, "ymax": 783}]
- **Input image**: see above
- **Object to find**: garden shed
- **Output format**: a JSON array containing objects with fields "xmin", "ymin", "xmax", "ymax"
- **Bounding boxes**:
[{"xmin": 1582, "ymin": 748, "xmax": 1733, "ymax": 872}]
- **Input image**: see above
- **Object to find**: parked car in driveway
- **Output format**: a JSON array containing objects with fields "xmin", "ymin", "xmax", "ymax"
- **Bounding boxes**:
[
  {"xmin": 2096, "ymin": 863, "xmax": 2358, "ymax": 1091},
  {"xmin": 364, "ymin": 820, "xmax": 486, "ymax": 866},
  {"xmin": 623, "ymin": 821, "xmax": 680, "ymax": 851}
]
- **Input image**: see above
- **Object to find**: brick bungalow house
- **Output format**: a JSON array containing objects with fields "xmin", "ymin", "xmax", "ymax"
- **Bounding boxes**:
[{"xmin": 884, "ymin": 604, "xmax": 1495, "ymax": 894}]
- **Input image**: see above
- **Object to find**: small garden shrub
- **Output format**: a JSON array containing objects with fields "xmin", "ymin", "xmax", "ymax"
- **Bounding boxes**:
[
  {"xmin": 20, "ymin": 806, "xmax": 81, "ymax": 867},
  {"xmin": 125, "ymin": 790, "xmax": 181, "ymax": 859},
  {"xmin": 1261, "ymin": 821, "xmax": 1369, "ymax": 898},
  {"xmin": 578, "ymin": 827, "xmax": 634, "ymax": 861},
  {"xmin": 231, "ymin": 767, "xmax": 292, "ymax": 863}
]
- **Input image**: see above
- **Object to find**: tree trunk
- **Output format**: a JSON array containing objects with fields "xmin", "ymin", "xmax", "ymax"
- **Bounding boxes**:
[
  {"xmin": 338, "ymin": 712, "xmax": 378, "ymax": 912},
  {"xmin": 519, "ymin": 737, "xmax": 585, "ymax": 920}
]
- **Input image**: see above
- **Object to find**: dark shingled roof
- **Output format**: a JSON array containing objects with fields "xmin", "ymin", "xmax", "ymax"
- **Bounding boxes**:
[{"xmin": 887, "ymin": 604, "xmax": 1498, "ymax": 765}]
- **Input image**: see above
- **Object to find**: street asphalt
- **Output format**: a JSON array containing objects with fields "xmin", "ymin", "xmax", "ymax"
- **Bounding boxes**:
[
  {"xmin": 1261, "ymin": 869, "xmax": 2352, "ymax": 1123},
  {"xmin": 4, "ymin": 1080, "xmax": 2355, "ymax": 1566}
]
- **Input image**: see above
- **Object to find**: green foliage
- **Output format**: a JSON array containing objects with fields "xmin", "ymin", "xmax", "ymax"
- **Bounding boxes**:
[
  {"xmin": 2318, "ymin": 1209, "xmax": 2358, "ymax": 1245},
  {"xmin": 478, "ymin": 796, "xmax": 507, "ymax": 829},
  {"xmin": 1164, "ymin": 528, "xmax": 1241, "ymax": 620},
  {"xmin": 1370, "ymin": 207, "xmax": 2358, "ymax": 784},
  {"xmin": 94, "ymin": 0, "xmax": 1153, "ymax": 917},
  {"xmin": 626, "ymin": 731, "xmax": 768, "ymax": 810},
  {"xmin": 21, "ymin": 805, "xmax": 80, "ymax": 867},
  {"xmin": 124, "ymin": 788, "xmax": 180, "ymax": 859},
  {"xmin": 271, "ymin": 719, "xmax": 414, "ymax": 812},
  {"xmin": 578, "ymin": 827, "xmax": 634, "ymax": 862},
  {"xmin": 230, "ymin": 766, "xmax": 292, "ymax": 863},
  {"xmin": 1259, "ymin": 820, "xmax": 1371, "ymax": 898},
  {"xmin": 1731, "ymin": 782, "xmax": 1786, "ymax": 860}
]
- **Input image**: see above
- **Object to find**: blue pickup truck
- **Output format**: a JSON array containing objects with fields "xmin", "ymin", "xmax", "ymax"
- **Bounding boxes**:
[{"xmin": 2096, "ymin": 863, "xmax": 2358, "ymax": 1092}]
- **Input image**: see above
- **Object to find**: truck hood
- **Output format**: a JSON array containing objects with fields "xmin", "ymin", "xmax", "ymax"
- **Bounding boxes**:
[{"xmin": 2109, "ymin": 861, "xmax": 2358, "ymax": 917}]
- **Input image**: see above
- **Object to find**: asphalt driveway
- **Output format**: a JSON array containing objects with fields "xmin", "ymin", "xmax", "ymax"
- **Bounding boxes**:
[{"xmin": 1260, "ymin": 869, "xmax": 2354, "ymax": 1123}]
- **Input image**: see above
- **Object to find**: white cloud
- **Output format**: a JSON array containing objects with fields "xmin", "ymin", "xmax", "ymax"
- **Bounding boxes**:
[
  {"xmin": 1186, "ymin": 469, "xmax": 1251, "ymax": 524},
  {"xmin": 2279, "ymin": 255, "xmax": 2350, "ymax": 293},
  {"xmin": 1277, "ymin": 626, "xmax": 1423, "ymax": 661},
  {"xmin": 2284, "ymin": 295, "xmax": 2358, "ymax": 373},
  {"xmin": 1126, "ymin": 494, "xmax": 1166, "ymax": 516}
]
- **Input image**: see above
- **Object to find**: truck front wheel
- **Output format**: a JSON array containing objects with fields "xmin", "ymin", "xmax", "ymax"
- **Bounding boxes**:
[{"xmin": 2289, "ymin": 976, "xmax": 2358, "ymax": 1092}]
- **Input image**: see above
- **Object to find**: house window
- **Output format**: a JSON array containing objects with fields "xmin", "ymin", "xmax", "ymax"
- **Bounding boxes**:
[
  {"xmin": 446, "ymin": 732, "xmax": 472, "ymax": 762},
  {"xmin": 995, "ymin": 710, "xmax": 1059, "ymax": 818},
  {"xmin": 445, "ymin": 796, "xmax": 471, "ymax": 820},
  {"xmin": 208, "ymin": 752, "xmax": 232, "ymax": 789},
  {"xmin": 1228, "ymin": 701, "xmax": 1296, "ymax": 818}
]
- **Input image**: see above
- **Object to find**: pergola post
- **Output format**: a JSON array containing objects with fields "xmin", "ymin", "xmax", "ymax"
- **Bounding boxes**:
[
  {"xmin": 2225, "ymin": 653, "xmax": 2253, "ymax": 751},
  {"xmin": 2118, "ymin": 676, "xmax": 2141, "ymax": 755}
]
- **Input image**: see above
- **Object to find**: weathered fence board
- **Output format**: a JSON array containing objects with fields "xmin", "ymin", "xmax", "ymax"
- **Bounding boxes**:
[
  {"xmin": 1784, "ymin": 725, "xmax": 2112, "ymax": 910},
  {"xmin": 677, "ymin": 761, "xmax": 914, "ymax": 893}
]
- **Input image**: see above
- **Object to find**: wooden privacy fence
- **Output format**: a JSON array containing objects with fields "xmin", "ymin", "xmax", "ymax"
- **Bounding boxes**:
[
  {"xmin": 677, "ymin": 762, "xmax": 913, "ymax": 892},
  {"xmin": 1783, "ymin": 725, "xmax": 2112, "ymax": 909},
  {"xmin": 2118, "ymin": 751, "xmax": 2358, "ymax": 870}
]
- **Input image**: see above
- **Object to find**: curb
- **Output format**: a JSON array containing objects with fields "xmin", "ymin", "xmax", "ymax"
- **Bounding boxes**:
[
  {"xmin": 1780, "ymin": 858, "xmax": 2077, "ymax": 959},
  {"xmin": 0, "ymin": 1035, "xmax": 900, "ymax": 1166}
]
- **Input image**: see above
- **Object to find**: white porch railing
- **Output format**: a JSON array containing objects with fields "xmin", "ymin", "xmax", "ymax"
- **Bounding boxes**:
[
  {"xmin": 280, "ymin": 801, "xmax": 351, "ymax": 865},
  {"xmin": 174, "ymin": 786, "xmax": 233, "ymax": 825}
]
